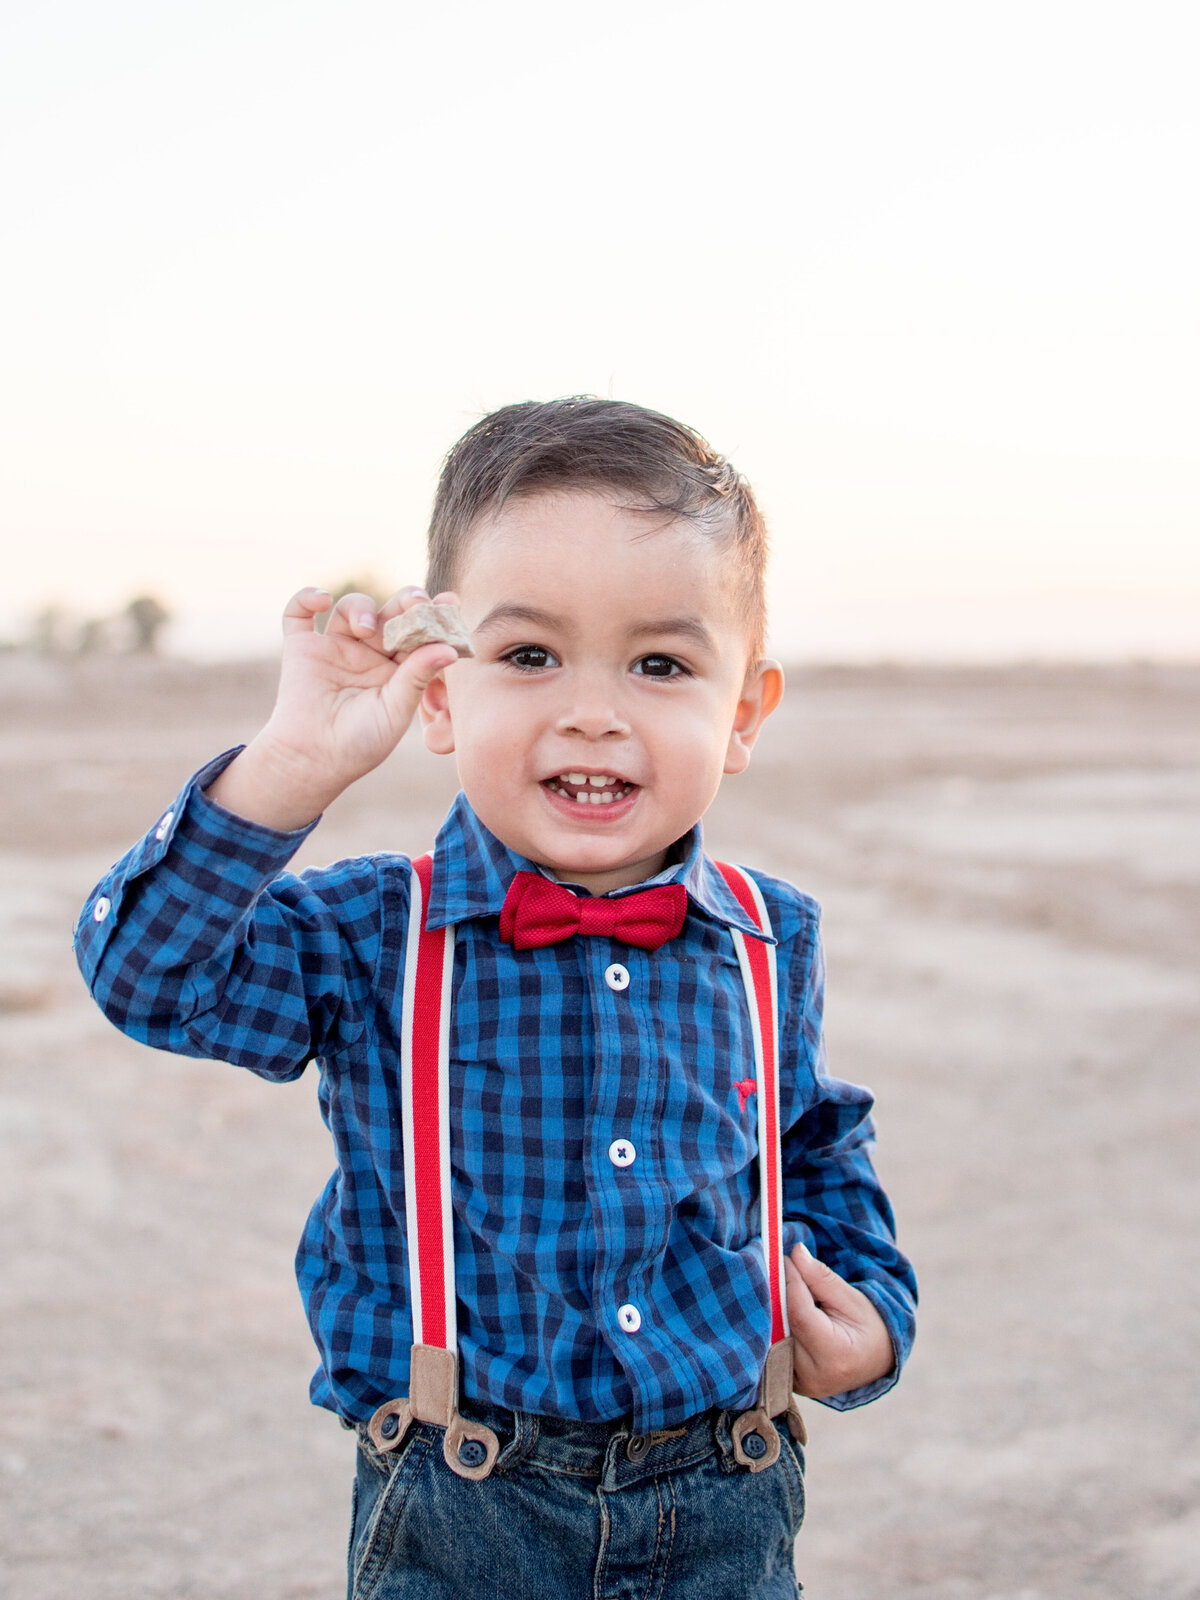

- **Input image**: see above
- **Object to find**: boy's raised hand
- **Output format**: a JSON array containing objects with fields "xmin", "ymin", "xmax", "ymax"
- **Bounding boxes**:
[
  {"xmin": 786, "ymin": 1242, "xmax": 896, "ymax": 1399},
  {"xmin": 206, "ymin": 586, "xmax": 462, "ymax": 831}
]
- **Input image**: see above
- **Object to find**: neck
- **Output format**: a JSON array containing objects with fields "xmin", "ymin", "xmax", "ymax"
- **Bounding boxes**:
[{"xmin": 548, "ymin": 848, "xmax": 671, "ymax": 896}]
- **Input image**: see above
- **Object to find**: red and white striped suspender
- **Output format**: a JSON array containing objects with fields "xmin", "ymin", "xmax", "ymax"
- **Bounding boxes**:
[
  {"xmin": 714, "ymin": 862, "xmax": 791, "ymax": 1351},
  {"xmin": 400, "ymin": 853, "xmax": 457, "ymax": 1354},
  {"xmin": 716, "ymin": 861, "xmax": 802, "ymax": 1470},
  {"xmin": 369, "ymin": 855, "xmax": 501, "ymax": 1477},
  {"xmin": 368, "ymin": 854, "xmax": 799, "ymax": 1475}
]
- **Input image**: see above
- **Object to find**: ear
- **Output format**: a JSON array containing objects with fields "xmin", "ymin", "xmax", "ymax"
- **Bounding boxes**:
[
  {"xmin": 418, "ymin": 672, "xmax": 456, "ymax": 755},
  {"xmin": 723, "ymin": 660, "xmax": 784, "ymax": 775}
]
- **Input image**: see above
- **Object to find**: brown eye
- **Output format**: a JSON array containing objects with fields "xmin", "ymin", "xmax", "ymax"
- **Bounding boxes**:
[
  {"xmin": 503, "ymin": 645, "xmax": 557, "ymax": 671},
  {"xmin": 634, "ymin": 654, "xmax": 686, "ymax": 679}
]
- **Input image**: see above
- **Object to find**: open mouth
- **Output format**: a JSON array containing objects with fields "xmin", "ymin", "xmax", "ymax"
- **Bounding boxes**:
[{"xmin": 543, "ymin": 771, "xmax": 638, "ymax": 806}]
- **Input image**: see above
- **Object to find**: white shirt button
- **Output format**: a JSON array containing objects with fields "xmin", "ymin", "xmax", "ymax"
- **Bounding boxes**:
[
  {"xmin": 154, "ymin": 810, "xmax": 175, "ymax": 841},
  {"xmin": 92, "ymin": 896, "xmax": 111, "ymax": 923},
  {"xmin": 608, "ymin": 1139, "xmax": 636, "ymax": 1168},
  {"xmin": 617, "ymin": 1303, "xmax": 642, "ymax": 1333},
  {"xmin": 604, "ymin": 963, "xmax": 630, "ymax": 992}
]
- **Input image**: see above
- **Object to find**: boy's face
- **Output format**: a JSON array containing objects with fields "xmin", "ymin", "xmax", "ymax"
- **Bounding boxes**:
[{"xmin": 420, "ymin": 489, "xmax": 783, "ymax": 893}]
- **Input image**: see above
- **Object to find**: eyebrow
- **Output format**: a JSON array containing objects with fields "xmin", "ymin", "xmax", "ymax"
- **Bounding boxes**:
[
  {"xmin": 473, "ymin": 604, "xmax": 718, "ymax": 654},
  {"xmin": 473, "ymin": 603, "xmax": 568, "ymax": 634},
  {"xmin": 630, "ymin": 616, "xmax": 718, "ymax": 653}
]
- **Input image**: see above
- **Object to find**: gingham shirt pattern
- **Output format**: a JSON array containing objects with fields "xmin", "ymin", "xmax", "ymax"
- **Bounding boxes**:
[{"xmin": 76, "ymin": 750, "xmax": 917, "ymax": 1433}]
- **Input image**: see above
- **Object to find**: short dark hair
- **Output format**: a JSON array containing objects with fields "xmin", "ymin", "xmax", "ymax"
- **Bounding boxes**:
[{"xmin": 426, "ymin": 397, "xmax": 768, "ymax": 658}]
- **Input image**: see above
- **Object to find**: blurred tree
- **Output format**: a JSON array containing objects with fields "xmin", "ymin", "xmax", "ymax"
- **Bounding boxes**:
[
  {"xmin": 125, "ymin": 595, "xmax": 170, "ymax": 653},
  {"xmin": 31, "ymin": 606, "xmax": 67, "ymax": 654},
  {"xmin": 315, "ymin": 577, "xmax": 391, "ymax": 633},
  {"xmin": 76, "ymin": 618, "xmax": 106, "ymax": 654}
]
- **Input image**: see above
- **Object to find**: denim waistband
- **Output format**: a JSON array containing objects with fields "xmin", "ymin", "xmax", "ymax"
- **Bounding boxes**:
[{"xmin": 361, "ymin": 1398, "xmax": 747, "ymax": 1492}]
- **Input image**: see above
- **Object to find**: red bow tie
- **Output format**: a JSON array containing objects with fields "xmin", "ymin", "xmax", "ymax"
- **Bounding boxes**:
[{"xmin": 499, "ymin": 871, "xmax": 687, "ymax": 952}]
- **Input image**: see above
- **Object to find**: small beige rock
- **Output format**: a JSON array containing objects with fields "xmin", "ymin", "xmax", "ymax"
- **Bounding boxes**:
[{"xmin": 382, "ymin": 602, "xmax": 474, "ymax": 660}]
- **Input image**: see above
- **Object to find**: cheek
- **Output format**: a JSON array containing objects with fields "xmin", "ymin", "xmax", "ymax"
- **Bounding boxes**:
[
  {"xmin": 449, "ymin": 689, "xmax": 527, "ymax": 771},
  {"xmin": 660, "ymin": 694, "xmax": 736, "ymax": 756}
]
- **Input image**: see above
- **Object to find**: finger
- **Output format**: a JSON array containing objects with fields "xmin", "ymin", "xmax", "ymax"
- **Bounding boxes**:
[
  {"xmin": 324, "ymin": 591, "xmax": 380, "ymax": 641},
  {"xmin": 784, "ymin": 1251, "xmax": 815, "ymax": 1308},
  {"xmin": 789, "ymin": 1243, "xmax": 864, "ymax": 1317},
  {"xmin": 377, "ymin": 585, "xmax": 431, "ymax": 625},
  {"xmin": 430, "ymin": 590, "xmax": 459, "ymax": 607},
  {"xmin": 784, "ymin": 1254, "xmax": 825, "ymax": 1344},
  {"xmin": 281, "ymin": 588, "xmax": 332, "ymax": 637},
  {"xmin": 785, "ymin": 1255, "xmax": 853, "ymax": 1395},
  {"xmin": 786, "ymin": 1248, "xmax": 876, "ymax": 1366}
]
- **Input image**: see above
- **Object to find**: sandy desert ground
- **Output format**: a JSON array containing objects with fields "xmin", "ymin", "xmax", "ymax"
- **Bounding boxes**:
[{"xmin": 1, "ymin": 652, "xmax": 1197, "ymax": 1599}]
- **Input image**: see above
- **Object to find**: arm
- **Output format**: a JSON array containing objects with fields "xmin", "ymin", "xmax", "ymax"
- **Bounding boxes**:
[
  {"xmin": 778, "ymin": 916, "xmax": 918, "ymax": 1408},
  {"xmin": 76, "ymin": 751, "xmax": 386, "ymax": 1077},
  {"xmin": 75, "ymin": 585, "xmax": 462, "ymax": 1077}
]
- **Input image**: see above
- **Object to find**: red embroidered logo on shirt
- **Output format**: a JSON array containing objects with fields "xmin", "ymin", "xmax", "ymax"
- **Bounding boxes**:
[{"xmin": 735, "ymin": 1077, "xmax": 756, "ymax": 1111}]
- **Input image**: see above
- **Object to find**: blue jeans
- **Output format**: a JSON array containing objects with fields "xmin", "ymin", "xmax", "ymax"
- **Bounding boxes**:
[{"xmin": 346, "ymin": 1399, "xmax": 805, "ymax": 1599}]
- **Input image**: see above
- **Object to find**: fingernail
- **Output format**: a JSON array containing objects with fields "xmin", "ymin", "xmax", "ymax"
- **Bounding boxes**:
[{"xmin": 358, "ymin": 613, "xmax": 376, "ymax": 631}]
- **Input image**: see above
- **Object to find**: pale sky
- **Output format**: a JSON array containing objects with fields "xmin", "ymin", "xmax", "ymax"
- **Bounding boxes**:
[{"xmin": 2, "ymin": 0, "xmax": 1197, "ymax": 660}]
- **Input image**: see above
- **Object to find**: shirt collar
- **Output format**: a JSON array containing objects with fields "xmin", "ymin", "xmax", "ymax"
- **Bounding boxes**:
[{"xmin": 425, "ymin": 792, "xmax": 772, "ymax": 944}]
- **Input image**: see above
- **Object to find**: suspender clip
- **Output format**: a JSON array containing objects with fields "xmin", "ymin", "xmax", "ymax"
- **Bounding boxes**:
[{"xmin": 732, "ymin": 1336, "xmax": 796, "ymax": 1472}]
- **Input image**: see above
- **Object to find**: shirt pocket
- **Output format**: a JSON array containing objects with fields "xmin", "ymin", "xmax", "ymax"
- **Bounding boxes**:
[{"xmin": 655, "ymin": 950, "xmax": 761, "ymax": 1199}]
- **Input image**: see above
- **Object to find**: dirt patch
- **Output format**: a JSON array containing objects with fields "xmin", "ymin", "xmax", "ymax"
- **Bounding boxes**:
[{"xmin": 3, "ymin": 655, "xmax": 1198, "ymax": 1598}]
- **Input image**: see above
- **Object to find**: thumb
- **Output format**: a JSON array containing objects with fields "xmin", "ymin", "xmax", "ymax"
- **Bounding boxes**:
[
  {"xmin": 398, "ymin": 641, "xmax": 459, "ymax": 692},
  {"xmin": 379, "ymin": 641, "xmax": 459, "ymax": 724}
]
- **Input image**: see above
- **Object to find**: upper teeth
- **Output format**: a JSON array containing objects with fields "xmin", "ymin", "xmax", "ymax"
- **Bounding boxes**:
[{"xmin": 549, "ymin": 772, "xmax": 630, "ymax": 805}]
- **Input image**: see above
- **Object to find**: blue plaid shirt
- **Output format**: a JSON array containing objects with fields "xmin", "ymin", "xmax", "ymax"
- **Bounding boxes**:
[{"xmin": 75, "ymin": 750, "xmax": 916, "ymax": 1433}]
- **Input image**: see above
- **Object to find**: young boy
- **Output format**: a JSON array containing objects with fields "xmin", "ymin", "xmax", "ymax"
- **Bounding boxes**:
[{"xmin": 77, "ymin": 398, "xmax": 915, "ymax": 1599}]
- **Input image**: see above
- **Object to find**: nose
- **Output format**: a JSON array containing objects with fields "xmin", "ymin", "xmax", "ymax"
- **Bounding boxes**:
[{"xmin": 555, "ymin": 683, "xmax": 631, "ymax": 742}]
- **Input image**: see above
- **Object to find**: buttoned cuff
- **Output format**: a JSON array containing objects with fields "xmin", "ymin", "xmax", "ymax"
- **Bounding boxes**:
[
  {"xmin": 780, "ymin": 1219, "xmax": 915, "ymax": 1412},
  {"xmin": 76, "ymin": 748, "xmax": 321, "ymax": 972}
]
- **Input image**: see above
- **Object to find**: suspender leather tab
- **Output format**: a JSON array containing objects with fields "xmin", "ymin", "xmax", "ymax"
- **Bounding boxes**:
[
  {"xmin": 761, "ymin": 1334, "xmax": 795, "ymax": 1419},
  {"xmin": 728, "ymin": 1334, "xmax": 798, "ymax": 1472},
  {"xmin": 408, "ymin": 1343, "xmax": 457, "ymax": 1426},
  {"xmin": 367, "ymin": 1346, "xmax": 500, "ymax": 1477},
  {"xmin": 367, "ymin": 1397, "xmax": 411, "ymax": 1454},
  {"xmin": 787, "ymin": 1394, "xmax": 809, "ymax": 1446}
]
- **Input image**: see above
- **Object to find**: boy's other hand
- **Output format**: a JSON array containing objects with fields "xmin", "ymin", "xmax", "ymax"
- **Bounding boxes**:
[
  {"xmin": 206, "ymin": 586, "xmax": 462, "ymax": 831},
  {"xmin": 785, "ymin": 1242, "xmax": 896, "ymax": 1400}
]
